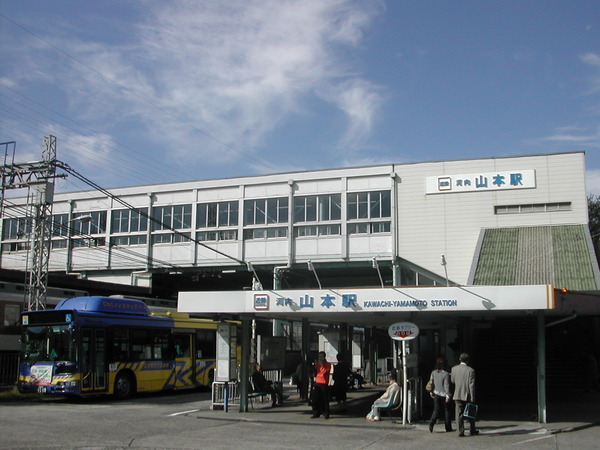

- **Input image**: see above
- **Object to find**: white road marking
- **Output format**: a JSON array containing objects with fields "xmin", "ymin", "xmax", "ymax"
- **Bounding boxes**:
[{"xmin": 168, "ymin": 409, "xmax": 200, "ymax": 416}]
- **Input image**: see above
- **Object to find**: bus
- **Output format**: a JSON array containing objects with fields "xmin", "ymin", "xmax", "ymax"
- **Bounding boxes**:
[
  {"xmin": 0, "ymin": 282, "xmax": 88, "ymax": 386},
  {"xmin": 18, "ymin": 296, "xmax": 220, "ymax": 399}
]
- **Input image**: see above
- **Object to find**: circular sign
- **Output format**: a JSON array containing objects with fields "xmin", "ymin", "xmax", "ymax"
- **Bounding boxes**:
[{"xmin": 388, "ymin": 322, "xmax": 419, "ymax": 341}]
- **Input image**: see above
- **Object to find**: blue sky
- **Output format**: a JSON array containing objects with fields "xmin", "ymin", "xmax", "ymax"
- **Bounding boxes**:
[{"xmin": 1, "ymin": 1, "xmax": 599, "ymax": 195}]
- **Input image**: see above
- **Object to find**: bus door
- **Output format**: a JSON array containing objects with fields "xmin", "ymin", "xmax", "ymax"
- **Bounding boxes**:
[
  {"xmin": 80, "ymin": 328, "xmax": 107, "ymax": 393},
  {"xmin": 173, "ymin": 332, "xmax": 195, "ymax": 389}
]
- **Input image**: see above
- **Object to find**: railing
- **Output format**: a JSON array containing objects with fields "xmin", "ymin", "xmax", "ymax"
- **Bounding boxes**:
[
  {"xmin": 211, "ymin": 381, "xmax": 240, "ymax": 410},
  {"xmin": 211, "ymin": 369, "xmax": 283, "ymax": 411}
]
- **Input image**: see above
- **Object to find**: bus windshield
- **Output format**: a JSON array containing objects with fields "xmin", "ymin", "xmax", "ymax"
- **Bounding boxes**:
[{"xmin": 22, "ymin": 325, "xmax": 76, "ymax": 363}]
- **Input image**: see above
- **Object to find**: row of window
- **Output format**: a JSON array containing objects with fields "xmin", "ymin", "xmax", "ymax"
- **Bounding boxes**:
[
  {"xmin": 495, "ymin": 202, "xmax": 572, "ymax": 215},
  {"xmin": 2, "ymin": 191, "xmax": 391, "ymax": 241}
]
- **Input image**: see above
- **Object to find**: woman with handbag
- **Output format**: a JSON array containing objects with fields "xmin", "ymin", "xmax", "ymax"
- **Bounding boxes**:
[{"xmin": 428, "ymin": 357, "xmax": 453, "ymax": 432}]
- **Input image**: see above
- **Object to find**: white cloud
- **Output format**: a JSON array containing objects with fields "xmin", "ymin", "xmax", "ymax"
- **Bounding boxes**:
[
  {"xmin": 320, "ymin": 79, "xmax": 385, "ymax": 151},
  {"xmin": 538, "ymin": 126, "xmax": 600, "ymax": 147},
  {"xmin": 43, "ymin": 1, "xmax": 384, "ymax": 167}
]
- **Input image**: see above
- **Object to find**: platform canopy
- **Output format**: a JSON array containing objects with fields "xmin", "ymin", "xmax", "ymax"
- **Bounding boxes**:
[{"xmin": 178, "ymin": 285, "xmax": 557, "ymax": 327}]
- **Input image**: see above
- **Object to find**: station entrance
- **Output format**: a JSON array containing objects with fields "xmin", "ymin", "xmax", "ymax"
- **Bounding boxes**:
[{"xmin": 178, "ymin": 285, "xmax": 600, "ymax": 423}]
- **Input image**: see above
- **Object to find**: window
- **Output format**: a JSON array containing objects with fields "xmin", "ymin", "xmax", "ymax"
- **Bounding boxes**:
[
  {"xmin": 51, "ymin": 214, "xmax": 69, "ymax": 237},
  {"xmin": 244, "ymin": 198, "xmax": 288, "ymax": 225},
  {"xmin": 244, "ymin": 227, "xmax": 287, "ymax": 240},
  {"xmin": 348, "ymin": 222, "xmax": 390, "ymax": 235},
  {"xmin": 4, "ymin": 304, "xmax": 20, "ymax": 327},
  {"xmin": 495, "ymin": 202, "xmax": 571, "ymax": 215},
  {"xmin": 131, "ymin": 328, "xmax": 170, "ymax": 360},
  {"xmin": 347, "ymin": 191, "xmax": 391, "ymax": 220},
  {"xmin": 73, "ymin": 237, "xmax": 106, "ymax": 248},
  {"xmin": 197, "ymin": 201, "xmax": 238, "ymax": 228},
  {"xmin": 152, "ymin": 205, "xmax": 192, "ymax": 230},
  {"xmin": 197, "ymin": 230, "xmax": 237, "ymax": 241},
  {"xmin": 72, "ymin": 211, "xmax": 106, "ymax": 235},
  {"xmin": 295, "ymin": 224, "xmax": 341, "ymax": 237},
  {"xmin": 2, "ymin": 216, "xmax": 30, "ymax": 240},
  {"xmin": 196, "ymin": 329, "xmax": 216, "ymax": 359},
  {"xmin": 294, "ymin": 194, "xmax": 341, "ymax": 223},
  {"xmin": 111, "ymin": 208, "xmax": 148, "ymax": 233},
  {"xmin": 152, "ymin": 232, "xmax": 190, "ymax": 245},
  {"xmin": 111, "ymin": 235, "xmax": 147, "ymax": 246}
]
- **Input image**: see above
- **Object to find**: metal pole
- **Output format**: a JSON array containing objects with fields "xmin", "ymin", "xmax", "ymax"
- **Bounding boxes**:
[
  {"xmin": 402, "ymin": 340, "xmax": 408, "ymax": 425},
  {"xmin": 239, "ymin": 317, "xmax": 251, "ymax": 412},
  {"xmin": 537, "ymin": 311, "xmax": 547, "ymax": 423}
]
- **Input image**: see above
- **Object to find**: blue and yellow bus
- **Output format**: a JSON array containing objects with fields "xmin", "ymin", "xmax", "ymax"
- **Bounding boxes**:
[{"xmin": 18, "ymin": 296, "xmax": 219, "ymax": 399}]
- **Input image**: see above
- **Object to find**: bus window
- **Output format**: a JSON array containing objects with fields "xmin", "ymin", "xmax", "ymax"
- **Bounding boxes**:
[
  {"xmin": 111, "ymin": 327, "xmax": 130, "ymax": 362},
  {"xmin": 196, "ymin": 329, "xmax": 216, "ymax": 359},
  {"xmin": 173, "ymin": 334, "xmax": 191, "ymax": 358}
]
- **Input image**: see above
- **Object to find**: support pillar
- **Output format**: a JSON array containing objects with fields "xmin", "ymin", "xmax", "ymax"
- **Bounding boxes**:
[
  {"xmin": 239, "ymin": 316, "xmax": 251, "ymax": 412},
  {"xmin": 537, "ymin": 311, "xmax": 547, "ymax": 423}
]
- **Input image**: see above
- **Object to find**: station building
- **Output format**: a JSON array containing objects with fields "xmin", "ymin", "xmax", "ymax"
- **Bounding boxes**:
[{"xmin": 2, "ymin": 151, "xmax": 599, "ymax": 418}]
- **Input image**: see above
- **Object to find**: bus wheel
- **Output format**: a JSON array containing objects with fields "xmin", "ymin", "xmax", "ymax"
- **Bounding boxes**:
[{"xmin": 114, "ymin": 372, "xmax": 135, "ymax": 400}]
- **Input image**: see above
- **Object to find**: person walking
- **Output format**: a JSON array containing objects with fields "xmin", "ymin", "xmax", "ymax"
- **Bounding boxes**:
[
  {"xmin": 311, "ymin": 351, "xmax": 331, "ymax": 419},
  {"xmin": 428, "ymin": 357, "xmax": 453, "ymax": 433},
  {"xmin": 450, "ymin": 353, "xmax": 478, "ymax": 437}
]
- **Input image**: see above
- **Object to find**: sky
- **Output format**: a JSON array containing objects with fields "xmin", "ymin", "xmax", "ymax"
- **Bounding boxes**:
[{"xmin": 1, "ymin": 0, "xmax": 600, "ymax": 195}]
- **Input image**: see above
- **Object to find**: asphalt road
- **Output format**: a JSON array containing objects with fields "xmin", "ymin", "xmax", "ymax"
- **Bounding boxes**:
[{"xmin": 1, "ymin": 389, "xmax": 599, "ymax": 449}]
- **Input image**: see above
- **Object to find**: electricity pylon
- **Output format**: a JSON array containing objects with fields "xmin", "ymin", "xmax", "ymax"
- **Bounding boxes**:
[{"xmin": 1, "ymin": 136, "xmax": 65, "ymax": 310}]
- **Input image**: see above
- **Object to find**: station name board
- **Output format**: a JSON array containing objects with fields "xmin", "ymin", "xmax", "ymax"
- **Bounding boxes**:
[
  {"xmin": 178, "ymin": 285, "xmax": 555, "ymax": 315},
  {"xmin": 426, "ymin": 169, "xmax": 536, "ymax": 194}
]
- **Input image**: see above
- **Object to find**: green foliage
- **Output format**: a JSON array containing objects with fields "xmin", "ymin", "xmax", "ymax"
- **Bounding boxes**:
[{"xmin": 588, "ymin": 194, "xmax": 600, "ymax": 240}]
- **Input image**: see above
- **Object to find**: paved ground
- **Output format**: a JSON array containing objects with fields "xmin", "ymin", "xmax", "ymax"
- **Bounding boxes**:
[
  {"xmin": 1, "ymin": 382, "xmax": 599, "ymax": 449},
  {"xmin": 201, "ymin": 382, "xmax": 600, "ymax": 435}
]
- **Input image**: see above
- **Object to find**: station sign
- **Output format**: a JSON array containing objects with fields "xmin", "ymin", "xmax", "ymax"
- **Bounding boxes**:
[{"xmin": 388, "ymin": 322, "xmax": 419, "ymax": 341}]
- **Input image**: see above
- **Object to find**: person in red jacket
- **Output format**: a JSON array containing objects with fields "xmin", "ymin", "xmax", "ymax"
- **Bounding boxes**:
[{"xmin": 311, "ymin": 351, "xmax": 331, "ymax": 419}]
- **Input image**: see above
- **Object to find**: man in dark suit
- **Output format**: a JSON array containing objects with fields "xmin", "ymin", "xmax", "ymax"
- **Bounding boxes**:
[{"xmin": 450, "ymin": 353, "xmax": 479, "ymax": 437}]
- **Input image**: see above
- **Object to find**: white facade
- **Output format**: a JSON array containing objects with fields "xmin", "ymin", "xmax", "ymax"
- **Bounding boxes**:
[{"xmin": 0, "ymin": 152, "xmax": 590, "ymax": 288}]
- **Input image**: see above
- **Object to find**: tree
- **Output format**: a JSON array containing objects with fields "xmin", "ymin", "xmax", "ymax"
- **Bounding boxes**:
[
  {"xmin": 588, "ymin": 195, "xmax": 600, "ymax": 267},
  {"xmin": 588, "ymin": 194, "xmax": 600, "ymax": 241}
]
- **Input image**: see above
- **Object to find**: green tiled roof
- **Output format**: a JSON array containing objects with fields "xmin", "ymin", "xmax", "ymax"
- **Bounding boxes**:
[{"xmin": 471, "ymin": 225, "xmax": 599, "ymax": 290}]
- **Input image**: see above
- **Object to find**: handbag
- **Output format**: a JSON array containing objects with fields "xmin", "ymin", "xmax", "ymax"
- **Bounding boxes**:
[
  {"xmin": 425, "ymin": 379, "xmax": 434, "ymax": 392},
  {"xmin": 464, "ymin": 402, "xmax": 478, "ymax": 419}
]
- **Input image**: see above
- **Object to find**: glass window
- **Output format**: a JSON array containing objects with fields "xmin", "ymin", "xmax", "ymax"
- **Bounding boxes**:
[
  {"xmin": 2, "ymin": 216, "xmax": 31, "ymax": 240},
  {"xmin": 111, "ymin": 208, "xmax": 148, "ymax": 233},
  {"xmin": 198, "ymin": 201, "xmax": 238, "ymax": 228},
  {"xmin": 371, "ymin": 222, "xmax": 391, "ymax": 233},
  {"xmin": 348, "ymin": 223, "xmax": 369, "ymax": 234},
  {"xmin": 196, "ymin": 329, "xmax": 216, "ymax": 359},
  {"xmin": 244, "ymin": 198, "xmax": 288, "ymax": 225},
  {"xmin": 347, "ymin": 191, "xmax": 390, "ymax": 220},
  {"xmin": 111, "ymin": 235, "xmax": 147, "ymax": 246},
  {"xmin": 51, "ymin": 214, "xmax": 69, "ymax": 237},
  {"xmin": 243, "ymin": 227, "xmax": 287, "ymax": 240},
  {"xmin": 4, "ymin": 304, "xmax": 20, "ymax": 327},
  {"xmin": 72, "ymin": 211, "xmax": 106, "ymax": 235},
  {"xmin": 152, "ymin": 205, "xmax": 192, "ymax": 230},
  {"xmin": 51, "ymin": 240, "xmax": 68, "ymax": 249},
  {"xmin": 295, "ymin": 194, "xmax": 341, "ymax": 223},
  {"xmin": 73, "ymin": 237, "xmax": 106, "ymax": 248}
]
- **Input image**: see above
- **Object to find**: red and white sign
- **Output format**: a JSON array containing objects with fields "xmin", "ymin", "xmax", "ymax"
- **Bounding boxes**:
[{"xmin": 388, "ymin": 322, "xmax": 419, "ymax": 341}]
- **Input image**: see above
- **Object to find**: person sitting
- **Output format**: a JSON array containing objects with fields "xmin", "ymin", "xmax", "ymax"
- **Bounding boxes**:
[
  {"xmin": 365, "ymin": 374, "xmax": 400, "ymax": 421},
  {"xmin": 251, "ymin": 364, "xmax": 283, "ymax": 407}
]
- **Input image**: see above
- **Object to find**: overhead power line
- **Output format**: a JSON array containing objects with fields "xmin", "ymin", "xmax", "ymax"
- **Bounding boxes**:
[{"xmin": 53, "ymin": 160, "xmax": 245, "ymax": 266}]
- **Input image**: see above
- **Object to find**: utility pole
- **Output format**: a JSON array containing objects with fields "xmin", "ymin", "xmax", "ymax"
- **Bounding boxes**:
[{"xmin": 1, "ymin": 136, "xmax": 65, "ymax": 310}]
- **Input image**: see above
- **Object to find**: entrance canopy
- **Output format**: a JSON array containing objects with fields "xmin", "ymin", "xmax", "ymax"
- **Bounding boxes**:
[{"xmin": 178, "ymin": 285, "xmax": 556, "ymax": 327}]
